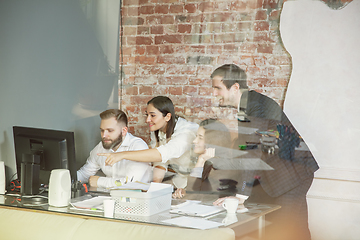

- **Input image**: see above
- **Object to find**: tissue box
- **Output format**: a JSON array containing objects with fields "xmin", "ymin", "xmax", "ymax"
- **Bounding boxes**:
[{"xmin": 110, "ymin": 183, "xmax": 173, "ymax": 216}]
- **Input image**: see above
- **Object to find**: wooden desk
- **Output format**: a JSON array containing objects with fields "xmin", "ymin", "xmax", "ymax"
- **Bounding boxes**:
[
  {"xmin": 0, "ymin": 193, "xmax": 279, "ymax": 239},
  {"xmin": 178, "ymin": 193, "xmax": 280, "ymax": 239}
]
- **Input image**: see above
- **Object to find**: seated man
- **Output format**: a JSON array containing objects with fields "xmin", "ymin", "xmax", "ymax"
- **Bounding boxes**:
[{"xmin": 77, "ymin": 109, "xmax": 151, "ymax": 188}]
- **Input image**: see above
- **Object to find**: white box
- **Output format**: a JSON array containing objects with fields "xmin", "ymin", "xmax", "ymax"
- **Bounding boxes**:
[{"xmin": 110, "ymin": 183, "xmax": 173, "ymax": 216}]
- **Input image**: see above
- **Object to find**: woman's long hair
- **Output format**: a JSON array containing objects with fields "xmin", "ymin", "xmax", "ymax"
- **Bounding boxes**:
[{"xmin": 147, "ymin": 96, "xmax": 177, "ymax": 144}]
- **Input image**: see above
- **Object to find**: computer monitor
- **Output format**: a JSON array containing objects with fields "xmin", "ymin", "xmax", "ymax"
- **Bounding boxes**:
[{"xmin": 13, "ymin": 126, "xmax": 77, "ymax": 195}]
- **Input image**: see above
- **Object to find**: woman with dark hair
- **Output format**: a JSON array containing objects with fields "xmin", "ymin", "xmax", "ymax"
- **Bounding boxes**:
[
  {"xmin": 99, "ymin": 96, "xmax": 198, "ymax": 189},
  {"xmin": 173, "ymin": 118, "xmax": 232, "ymax": 198}
]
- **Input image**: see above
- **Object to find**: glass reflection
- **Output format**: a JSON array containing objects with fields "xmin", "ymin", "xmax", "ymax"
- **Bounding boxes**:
[
  {"xmin": 156, "ymin": 64, "xmax": 319, "ymax": 240},
  {"xmin": 208, "ymin": 64, "xmax": 318, "ymax": 240}
]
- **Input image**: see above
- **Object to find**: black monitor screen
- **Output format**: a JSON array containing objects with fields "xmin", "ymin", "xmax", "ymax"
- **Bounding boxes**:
[{"xmin": 13, "ymin": 126, "xmax": 77, "ymax": 187}]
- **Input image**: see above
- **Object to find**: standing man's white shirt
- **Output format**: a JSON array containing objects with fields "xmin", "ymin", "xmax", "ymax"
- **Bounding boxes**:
[{"xmin": 77, "ymin": 132, "xmax": 151, "ymax": 188}]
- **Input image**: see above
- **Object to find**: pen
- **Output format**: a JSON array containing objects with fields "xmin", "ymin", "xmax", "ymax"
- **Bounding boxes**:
[{"xmin": 239, "ymin": 144, "xmax": 258, "ymax": 150}]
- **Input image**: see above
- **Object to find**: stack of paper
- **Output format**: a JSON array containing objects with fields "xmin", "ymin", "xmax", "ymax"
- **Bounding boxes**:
[
  {"xmin": 170, "ymin": 201, "xmax": 224, "ymax": 217},
  {"xmin": 110, "ymin": 181, "xmax": 150, "ymax": 191},
  {"xmin": 71, "ymin": 196, "xmax": 111, "ymax": 211}
]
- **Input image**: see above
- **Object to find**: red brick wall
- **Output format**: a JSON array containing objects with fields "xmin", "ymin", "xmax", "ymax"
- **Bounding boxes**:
[{"xmin": 120, "ymin": 0, "xmax": 291, "ymax": 140}]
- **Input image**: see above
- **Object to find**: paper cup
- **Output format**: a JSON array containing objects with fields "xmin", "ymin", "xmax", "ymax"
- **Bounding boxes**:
[{"xmin": 103, "ymin": 199, "xmax": 115, "ymax": 218}]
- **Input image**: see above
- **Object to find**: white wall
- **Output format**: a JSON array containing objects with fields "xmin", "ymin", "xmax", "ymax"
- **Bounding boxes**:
[{"xmin": 280, "ymin": 0, "xmax": 360, "ymax": 239}]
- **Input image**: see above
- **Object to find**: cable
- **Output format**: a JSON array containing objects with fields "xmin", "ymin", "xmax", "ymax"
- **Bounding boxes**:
[
  {"xmin": 21, "ymin": 195, "xmax": 48, "ymax": 199},
  {"xmin": 20, "ymin": 195, "xmax": 48, "ymax": 207},
  {"xmin": 9, "ymin": 172, "xmax": 17, "ymax": 182}
]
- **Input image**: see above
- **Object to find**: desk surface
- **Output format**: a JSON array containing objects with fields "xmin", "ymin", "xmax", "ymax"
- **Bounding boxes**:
[{"xmin": 0, "ymin": 192, "xmax": 279, "ymax": 231}]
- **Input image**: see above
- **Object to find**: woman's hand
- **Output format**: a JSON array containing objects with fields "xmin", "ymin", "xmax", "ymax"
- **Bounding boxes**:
[
  {"xmin": 204, "ymin": 148, "xmax": 215, "ymax": 159},
  {"xmin": 97, "ymin": 152, "xmax": 125, "ymax": 166},
  {"xmin": 172, "ymin": 188, "xmax": 186, "ymax": 199},
  {"xmin": 213, "ymin": 196, "xmax": 238, "ymax": 206},
  {"xmin": 195, "ymin": 148, "xmax": 215, "ymax": 167}
]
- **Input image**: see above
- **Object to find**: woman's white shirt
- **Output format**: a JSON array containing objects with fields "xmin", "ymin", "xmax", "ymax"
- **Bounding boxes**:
[{"xmin": 150, "ymin": 117, "xmax": 198, "ymax": 164}]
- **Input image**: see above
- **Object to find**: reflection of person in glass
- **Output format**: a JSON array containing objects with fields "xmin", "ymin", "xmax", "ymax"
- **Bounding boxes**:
[
  {"xmin": 77, "ymin": 109, "xmax": 152, "ymax": 188},
  {"xmin": 98, "ymin": 96, "xmax": 198, "ymax": 191},
  {"xmin": 173, "ymin": 119, "xmax": 232, "ymax": 198},
  {"xmin": 210, "ymin": 64, "xmax": 319, "ymax": 240}
]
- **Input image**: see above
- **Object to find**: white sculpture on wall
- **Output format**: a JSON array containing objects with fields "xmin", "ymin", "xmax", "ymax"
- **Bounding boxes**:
[
  {"xmin": 280, "ymin": 1, "xmax": 360, "ymax": 239},
  {"xmin": 280, "ymin": 0, "xmax": 360, "ymax": 178}
]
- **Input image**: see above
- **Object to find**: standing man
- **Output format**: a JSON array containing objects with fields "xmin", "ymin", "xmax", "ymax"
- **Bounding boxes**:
[
  {"xmin": 211, "ymin": 63, "xmax": 289, "ymax": 123},
  {"xmin": 77, "ymin": 109, "xmax": 151, "ymax": 188},
  {"xmin": 211, "ymin": 64, "xmax": 319, "ymax": 240}
]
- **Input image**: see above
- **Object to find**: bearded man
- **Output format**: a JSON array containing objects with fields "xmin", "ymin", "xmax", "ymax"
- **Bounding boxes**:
[{"xmin": 77, "ymin": 109, "xmax": 151, "ymax": 188}]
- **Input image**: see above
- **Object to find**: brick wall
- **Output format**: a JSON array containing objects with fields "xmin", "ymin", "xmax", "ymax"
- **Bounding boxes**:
[
  {"xmin": 120, "ymin": 0, "xmax": 291, "ymax": 140},
  {"xmin": 119, "ymin": 0, "xmax": 347, "ymax": 141}
]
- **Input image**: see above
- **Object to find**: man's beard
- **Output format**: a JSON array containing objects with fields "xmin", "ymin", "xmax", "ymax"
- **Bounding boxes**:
[{"xmin": 102, "ymin": 134, "xmax": 123, "ymax": 150}]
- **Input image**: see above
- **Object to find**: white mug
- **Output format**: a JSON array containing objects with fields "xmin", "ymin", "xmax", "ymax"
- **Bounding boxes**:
[
  {"xmin": 222, "ymin": 213, "xmax": 238, "ymax": 225},
  {"xmin": 222, "ymin": 198, "xmax": 239, "ymax": 214}
]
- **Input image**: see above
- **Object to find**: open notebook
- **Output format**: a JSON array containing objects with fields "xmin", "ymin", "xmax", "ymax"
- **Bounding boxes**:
[{"xmin": 170, "ymin": 201, "xmax": 224, "ymax": 217}]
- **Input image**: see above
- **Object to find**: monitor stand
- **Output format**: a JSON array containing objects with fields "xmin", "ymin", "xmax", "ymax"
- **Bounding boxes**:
[{"xmin": 20, "ymin": 153, "xmax": 40, "ymax": 195}]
